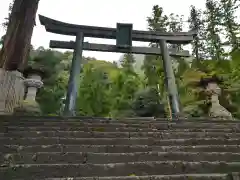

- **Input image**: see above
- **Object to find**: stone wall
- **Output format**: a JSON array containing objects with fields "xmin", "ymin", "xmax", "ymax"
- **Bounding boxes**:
[{"xmin": 0, "ymin": 68, "xmax": 25, "ymax": 114}]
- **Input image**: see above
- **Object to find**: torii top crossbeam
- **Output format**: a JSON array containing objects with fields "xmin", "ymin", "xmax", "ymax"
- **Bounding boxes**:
[{"xmin": 39, "ymin": 15, "xmax": 196, "ymax": 44}]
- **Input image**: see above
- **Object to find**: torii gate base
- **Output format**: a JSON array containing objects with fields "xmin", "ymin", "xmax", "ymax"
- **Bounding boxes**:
[{"xmin": 39, "ymin": 15, "xmax": 196, "ymax": 119}]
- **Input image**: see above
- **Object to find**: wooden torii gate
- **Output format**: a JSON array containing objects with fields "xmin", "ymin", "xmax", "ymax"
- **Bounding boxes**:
[{"xmin": 39, "ymin": 15, "xmax": 196, "ymax": 118}]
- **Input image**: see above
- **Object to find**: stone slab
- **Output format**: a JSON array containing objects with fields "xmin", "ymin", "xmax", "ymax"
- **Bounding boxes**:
[
  {"xmin": 2, "ymin": 152, "xmax": 240, "ymax": 165},
  {"xmin": 1, "ymin": 162, "xmax": 240, "ymax": 179},
  {"xmin": 1, "ymin": 145, "xmax": 240, "ymax": 154},
  {"xmin": 1, "ymin": 137, "xmax": 240, "ymax": 146},
  {"xmin": 1, "ymin": 131, "xmax": 240, "ymax": 139}
]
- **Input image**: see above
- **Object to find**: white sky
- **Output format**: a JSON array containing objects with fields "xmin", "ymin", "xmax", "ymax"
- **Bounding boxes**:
[{"xmin": 0, "ymin": 0, "xmax": 220, "ymax": 61}]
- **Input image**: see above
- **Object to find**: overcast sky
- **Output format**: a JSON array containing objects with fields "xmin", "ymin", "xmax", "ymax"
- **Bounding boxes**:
[{"xmin": 0, "ymin": 0, "xmax": 224, "ymax": 61}]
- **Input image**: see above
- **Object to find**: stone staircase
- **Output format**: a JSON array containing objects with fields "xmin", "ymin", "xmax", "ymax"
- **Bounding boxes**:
[{"xmin": 1, "ymin": 116, "xmax": 240, "ymax": 179}]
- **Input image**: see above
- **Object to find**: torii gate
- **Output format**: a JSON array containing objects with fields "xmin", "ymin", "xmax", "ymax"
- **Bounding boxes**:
[{"xmin": 39, "ymin": 15, "xmax": 196, "ymax": 118}]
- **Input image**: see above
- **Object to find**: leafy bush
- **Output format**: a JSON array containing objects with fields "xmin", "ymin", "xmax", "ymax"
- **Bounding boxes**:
[{"xmin": 132, "ymin": 87, "xmax": 166, "ymax": 117}]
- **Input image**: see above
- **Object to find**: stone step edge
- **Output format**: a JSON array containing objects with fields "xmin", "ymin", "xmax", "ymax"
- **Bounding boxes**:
[
  {"xmin": 2, "ymin": 131, "xmax": 239, "ymax": 137},
  {"xmin": 4, "ymin": 144, "xmax": 240, "ymax": 149},
  {"xmin": 3, "ymin": 151, "xmax": 240, "ymax": 156},
  {"xmin": 3, "ymin": 124, "xmax": 240, "ymax": 130},
  {"xmin": 2, "ymin": 130, "xmax": 240, "ymax": 134},
  {"xmin": 0, "ymin": 115, "xmax": 238, "ymax": 123},
  {"xmin": 41, "ymin": 173, "xmax": 239, "ymax": 180},
  {"xmin": 3, "ymin": 129, "xmax": 239, "ymax": 134},
  {"xmin": 2, "ymin": 152, "xmax": 240, "ymax": 165},
  {"xmin": 2, "ymin": 137, "xmax": 240, "ymax": 141},
  {"xmin": 2, "ymin": 161, "xmax": 240, "ymax": 167},
  {"xmin": 0, "ymin": 120, "xmax": 240, "ymax": 127},
  {"xmin": 1, "ymin": 161, "xmax": 240, "ymax": 175},
  {"xmin": 5, "ymin": 126, "xmax": 240, "ymax": 133}
]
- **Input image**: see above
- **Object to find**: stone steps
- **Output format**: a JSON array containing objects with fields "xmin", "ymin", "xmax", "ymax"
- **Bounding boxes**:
[
  {"xmin": 2, "ymin": 121, "xmax": 240, "ymax": 129},
  {"xmin": 2, "ymin": 145, "xmax": 240, "ymax": 153},
  {"xmin": 0, "ymin": 115, "xmax": 237, "ymax": 122},
  {"xmin": 4, "ymin": 174, "xmax": 238, "ymax": 180},
  {"xmin": 3, "ymin": 126, "xmax": 240, "ymax": 132},
  {"xmin": 1, "ymin": 131, "xmax": 240, "ymax": 139},
  {"xmin": 1, "ymin": 161, "xmax": 240, "ymax": 179},
  {"xmin": 2, "ymin": 152, "xmax": 240, "ymax": 164},
  {"xmin": 1, "ymin": 137, "xmax": 240, "ymax": 146},
  {"xmin": 1, "ymin": 116, "xmax": 240, "ymax": 179},
  {"xmin": 33, "ymin": 173, "xmax": 240, "ymax": 180}
]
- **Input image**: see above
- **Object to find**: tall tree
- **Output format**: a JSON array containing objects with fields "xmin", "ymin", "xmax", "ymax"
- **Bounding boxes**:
[
  {"xmin": 120, "ymin": 53, "xmax": 135, "ymax": 74},
  {"xmin": 188, "ymin": 5, "xmax": 206, "ymax": 61},
  {"xmin": 147, "ymin": 5, "xmax": 169, "ymax": 48},
  {"xmin": 142, "ymin": 55, "xmax": 163, "ymax": 88},
  {"xmin": 143, "ymin": 5, "xmax": 168, "ymax": 92},
  {"xmin": 204, "ymin": 0, "xmax": 224, "ymax": 61},
  {"xmin": 112, "ymin": 54, "xmax": 141, "ymax": 117},
  {"xmin": 167, "ymin": 13, "xmax": 186, "ymax": 79},
  {"xmin": 0, "ymin": 0, "xmax": 40, "ymax": 71},
  {"xmin": 110, "ymin": 71, "xmax": 141, "ymax": 117},
  {"xmin": 76, "ymin": 64, "xmax": 111, "ymax": 117},
  {"xmin": 168, "ymin": 13, "xmax": 184, "ymax": 50},
  {"xmin": 219, "ymin": 0, "xmax": 239, "ymax": 51}
]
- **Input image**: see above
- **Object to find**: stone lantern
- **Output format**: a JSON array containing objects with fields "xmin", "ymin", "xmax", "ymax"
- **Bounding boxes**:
[
  {"xmin": 14, "ymin": 65, "xmax": 45, "ymax": 115},
  {"xmin": 199, "ymin": 75, "xmax": 233, "ymax": 120}
]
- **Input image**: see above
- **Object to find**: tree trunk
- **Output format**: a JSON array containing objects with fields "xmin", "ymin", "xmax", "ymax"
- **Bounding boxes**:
[{"xmin": 0, "ymin": 0, "xmax": 40, "ymax": 71}]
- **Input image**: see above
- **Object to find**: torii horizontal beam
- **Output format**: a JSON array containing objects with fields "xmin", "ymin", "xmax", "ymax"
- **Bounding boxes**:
[
  {"xmin": 39, "ymin": 15, "xmax": 197, "ymax": 44},
  {"xmin": 50, "ymin": 40, "xmax": 190, "ymax": 57}
]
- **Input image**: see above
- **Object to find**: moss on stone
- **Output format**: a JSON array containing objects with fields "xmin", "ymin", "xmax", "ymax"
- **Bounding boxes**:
[
  {"xmin": 92, "ymin": 127, "xmax": 105, "ymax": 132},
  {"xmin": 14, "ymin": 100, "xmax": 41, "ymax": 116}
]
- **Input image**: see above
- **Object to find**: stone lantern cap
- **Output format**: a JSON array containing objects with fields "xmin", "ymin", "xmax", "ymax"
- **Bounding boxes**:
[
  {"xmin": 23, "ymin": 64, "xmax": 46, "ymax": 79},
  {"xmin": 198, "ymin": 75, "xmax": 223, "ymax": 88},
  {"xmin": 23, "ymin": 65, "xmax": 45, "ymax": 89}
]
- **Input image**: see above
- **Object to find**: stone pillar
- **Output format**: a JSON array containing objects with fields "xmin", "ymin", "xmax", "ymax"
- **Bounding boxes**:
[
  {"xmin": 0, "ymin": 68, "xmax": 25, "ymax": 114},
  {"xmin": 24, "ymin": 74, "xmax": 43, "ymax": 102},
  {"xmin": 206, "ymin": 81, "xmax": 233, "ymax": 120},
  {"xmin": 14, "ymin": 68, "xmax": 44, "ymax": 115}
]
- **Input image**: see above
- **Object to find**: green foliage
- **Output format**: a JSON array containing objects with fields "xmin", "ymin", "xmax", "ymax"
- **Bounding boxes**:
[
  {"xmin": 76, "ymin": 63, "xmax": 111, "ymax": 117},
  {"xmin": 188, "ymin": 6, "xmax": 206, "ymax": 60},
  {"xmin": 147, "ymin": 5, "xmax": 169, "ymax": 33},
  {"xmin": 110, "ymin": 69, "xmax": 142, "ymax": 117},
  {"xmin": 219, "ymin": 0, "xmax": 239, "ymax": 51},
  {"xmin": 29, "ymin": 48, "xmax": 66, "ymax": 114},
  {"xmin": 120, "ymin": 53, "xmax": 135, "ymax": 74},
  {"xmin": 204, "ymin": 0, "xmax": 224, "ymax": 60},
  {"xmin": 132, "ymin": 87, "xmax": 165, "ymax": 117}
]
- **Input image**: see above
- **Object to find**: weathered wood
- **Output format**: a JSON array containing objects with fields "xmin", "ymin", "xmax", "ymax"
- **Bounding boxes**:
[
  {"xmin": 39, "ymin": 15, "xmax": 196, "ymax": 44},
  {"xmin": 0, "ymin": 0, "xmax": 40, "ymax": 71},
  {"xmin": 50, "ymin": 40, "xmax": 190, "ymax": 57}
]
